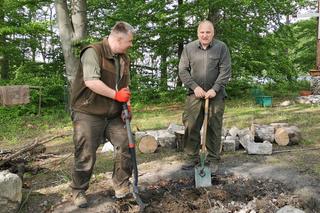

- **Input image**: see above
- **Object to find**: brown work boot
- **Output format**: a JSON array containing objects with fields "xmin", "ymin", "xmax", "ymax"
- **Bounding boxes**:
[
  {"xmin": 73, "ymin": 191, "xmax": 88, "ymax": 208},
  {"xmin": 114, "ymin": 185, "xmax": 131, "ymax": 199},
  {"xmin": 182, "ymin": 156, "xmax": 199, "ymax": 170}
]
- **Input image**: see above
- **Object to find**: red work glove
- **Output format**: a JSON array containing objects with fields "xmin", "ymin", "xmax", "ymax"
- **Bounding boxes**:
[{"xmin": 114, "ymin": 88, "xmax": 131, "ymax": 102}]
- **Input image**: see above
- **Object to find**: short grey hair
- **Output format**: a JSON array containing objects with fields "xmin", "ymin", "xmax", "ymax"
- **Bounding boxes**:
[
  {"xmin": 197, "ymin": 20, "xmax": 214, "ymax": 32},
  {"xmin": 110, "ymin": 21, "xmax": 135, "ymax": 36}
]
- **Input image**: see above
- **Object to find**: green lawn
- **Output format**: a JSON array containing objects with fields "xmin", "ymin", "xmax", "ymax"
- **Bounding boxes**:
[{"xmin": 1, "ymin": 97, "xmax": 319, "ymax": 147}]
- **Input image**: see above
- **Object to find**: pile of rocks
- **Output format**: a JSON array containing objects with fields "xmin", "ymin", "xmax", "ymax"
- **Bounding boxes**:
[
  {"xmin": 296, "ymin": 95, "xmax": 320, "ymax": 104},
  {"xmin": 311, "ymin": 76, "xmax": 320, "ymax": 95},
  {"xmin": 129, "ymin": 122, "xmax": 301, "ymax": 155}
]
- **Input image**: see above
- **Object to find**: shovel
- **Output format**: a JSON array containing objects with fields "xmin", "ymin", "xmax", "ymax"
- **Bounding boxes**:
[
  {"xmin": 195, "ymin": 98, "xmax": 212, "ymax": 188},
  {"xmin": 122, "ymin": 103, "xmax": 146, "ymax": 211}
]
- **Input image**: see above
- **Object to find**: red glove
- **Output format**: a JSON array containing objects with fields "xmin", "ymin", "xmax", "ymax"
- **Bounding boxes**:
[{"xmin": 114, "ymin": 88, "xmax": 131, "ymax": 103}]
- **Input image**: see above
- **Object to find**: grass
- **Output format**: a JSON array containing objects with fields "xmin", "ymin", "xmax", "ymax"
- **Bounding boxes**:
[
  {"xmin": 1, "ymin": 97, "xmax": 319, "ymax": 146},
  {"xmin": 2, "ymin": 96, "xmax": 319, "ymax": 212},
  {"xmin": 1, "ymin": 97, "xmax": 320, "ymax": 178}
]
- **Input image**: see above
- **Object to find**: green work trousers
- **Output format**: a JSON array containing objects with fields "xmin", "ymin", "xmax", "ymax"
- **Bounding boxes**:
[
  {"xmin": 182, "ymin": 95, "xmax": 225, "ymax": 162},
  {"xmin": 70, "ymin": 111, "xmax": 132, "ymax": 194}
]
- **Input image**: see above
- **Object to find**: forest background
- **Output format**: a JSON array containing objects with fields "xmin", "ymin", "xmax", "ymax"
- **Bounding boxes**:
[{"xmin": 0, "ymin": 0, "xmax": 317, "ymax": 144}]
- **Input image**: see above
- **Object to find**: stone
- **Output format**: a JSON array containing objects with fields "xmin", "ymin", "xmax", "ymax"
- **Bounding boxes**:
[
  {"xmin": 223, "ymin": 139, "xmax": 236, "ymax": 152},
  {"xmin": 0, "ymin": 170, "xmax": 22, "ymax": 213},
  {"xmin": 229, "ymin": 126, "xmax": 240, "ymax": 137},
  {"xmin": 247, "ymin": 141, "xmax": 272, "ymax": 155},
  {"xmin": 167, "ymin": 123, "xmax": 184, "ymax": 135},
  {"xmin": 279, "ymin": 100, "xmax": 291, "ymax": 107},
  {"xmin": 276, "ymin": 205, "xmax": 305, "ymax": 213}
]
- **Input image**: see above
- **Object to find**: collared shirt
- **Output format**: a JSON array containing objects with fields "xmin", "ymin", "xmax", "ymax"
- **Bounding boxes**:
[
  {"xmin": 81, "ymin": 48, "xmax": 101, "ymax": 81},
  {"xmin": 81, "ymin": 48, "xmax": 121, "ymax": 88},
  {"xmin": 178, "ymin": 39, "xmax": 231, "ymax": 97}
]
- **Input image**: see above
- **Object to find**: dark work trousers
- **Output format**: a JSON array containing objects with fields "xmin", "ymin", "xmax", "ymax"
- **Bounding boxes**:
[
  {"xmin": 70, "ymin": 111, "xmax": 132, "ymax": 195},
  {"xmin": 182, "ymin": 95, "xmax": 225, "ymax": 162}
]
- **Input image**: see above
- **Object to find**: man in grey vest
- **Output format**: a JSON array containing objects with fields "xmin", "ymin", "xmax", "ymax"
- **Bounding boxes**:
[
  {"xmin": 179, "ymin": 20, "xmax": 231, "ymax": 172},
  {"xmin": 70, "ymin": 21, "xmax": 134, "ymax": 208}
]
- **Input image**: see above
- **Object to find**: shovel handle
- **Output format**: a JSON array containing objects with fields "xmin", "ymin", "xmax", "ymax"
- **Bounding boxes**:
[{"xmin": 201, "ymin": 98, "xmax": 209, "ymax": 152}]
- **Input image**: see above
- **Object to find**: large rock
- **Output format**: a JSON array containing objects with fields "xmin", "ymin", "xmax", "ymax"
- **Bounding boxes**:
[
  {"xmin": 276, "ymin": 205, "xmax": 305, "ymax": 213},
  {"xmin": 167, "ymin": 123, "xmax": 184, "ymax": 135},
  {"xmin": 0, "ymin": 170, "xmax": 22, "ymax": 213},
  {"xmin": 247, "ymin": 141, "xmax": 272, "ymax": 155}
]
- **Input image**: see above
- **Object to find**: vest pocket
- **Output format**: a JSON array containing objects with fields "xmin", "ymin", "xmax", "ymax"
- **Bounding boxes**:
[{"xmin": 81, "ymin": 89, "xmax": 96, "ymax": 106}]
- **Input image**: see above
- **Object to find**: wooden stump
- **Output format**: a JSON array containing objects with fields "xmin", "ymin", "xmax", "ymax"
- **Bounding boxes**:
[
  {"xmin": 250, "ymin": 124, "xmax": 275, "ymax": 142},
  {"xmin": 175, "ymin": 130, "xmax": 185, "ymax": 152},
  {"xmin": 274, "ymin": 126, "xmax": 302, "ymax": 146},
  {"xmin": 138, "ymin": 135, "xmax": 158, "ymax": 153}
]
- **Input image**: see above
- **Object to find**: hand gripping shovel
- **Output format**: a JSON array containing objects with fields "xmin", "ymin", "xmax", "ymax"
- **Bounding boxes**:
[
  {"xmin": 195, "ymin": 98, "xmax": 212, "ymax": 188},
  {"xmin": 122, "ymin": 103, "xmax": 146, "ymax": 211}
]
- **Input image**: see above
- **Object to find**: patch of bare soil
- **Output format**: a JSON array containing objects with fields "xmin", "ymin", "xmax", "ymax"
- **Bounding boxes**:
[
  {"xmin": 139, "ymin": 176, "xmax": 302, "ymax": 213},
  {"xmin": 2, "ymin": 144, "xmax": 320, "ymax": 213}
]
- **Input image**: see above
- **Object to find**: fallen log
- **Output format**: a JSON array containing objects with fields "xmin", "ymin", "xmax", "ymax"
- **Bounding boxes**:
[
  {"xmin": 250, "ymin": 124, "xmax": 275, "ymax": 142},
  {"xmin": 138, "ymin": 135, "xmax": 158, "ymax": 154},
  {"xmin": 274, "ymin": 126, "xmax": 301, "ymax": 146},
  {"xmin": 0, "ymin": 131, "xmax": 72, "ymax": 167}
]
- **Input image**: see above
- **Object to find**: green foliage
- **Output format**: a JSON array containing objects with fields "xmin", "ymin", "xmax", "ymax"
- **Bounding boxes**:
[
  {"xmin": 0, "ymin": 106, "xmax": 70, "ymax": 145},
  {"xmin": 0, "ymin": 61, "xmax": 66, "ymax": 115}
]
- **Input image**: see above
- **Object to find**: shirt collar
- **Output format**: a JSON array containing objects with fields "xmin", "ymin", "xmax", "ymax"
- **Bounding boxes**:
[{"xmin": 198, "ymin": 39, "xmax": 214, "ymax": 50}]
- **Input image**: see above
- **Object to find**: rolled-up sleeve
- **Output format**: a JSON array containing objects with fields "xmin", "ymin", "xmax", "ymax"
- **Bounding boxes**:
[
  {"xmin": 212, "ymin": 44, "xmax": 231, "ymax": 92},
  {"xmin": 179, "ymin": 47, "xmax": 198, "ymax": 90}
]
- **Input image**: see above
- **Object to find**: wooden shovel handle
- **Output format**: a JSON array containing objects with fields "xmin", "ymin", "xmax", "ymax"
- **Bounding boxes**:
[{"xmin": 201, "ymin": 98, "xmax": 209, "ymax": 152}]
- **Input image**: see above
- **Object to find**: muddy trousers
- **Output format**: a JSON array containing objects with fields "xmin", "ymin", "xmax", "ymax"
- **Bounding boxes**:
[
  {"xmin": 70, "ymin": 111, "xmax": 132, "ymax": 195},
  {"xmin": 182, "ymin": 95, "xmax": 225, "ymax": 162}
]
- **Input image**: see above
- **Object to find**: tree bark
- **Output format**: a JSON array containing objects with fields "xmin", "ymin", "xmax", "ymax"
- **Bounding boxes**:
[
  {"xmin": 54, "ymin": 0, "xmax": 87, "ymax": 84},
  {"xmin": 0, "ymin": 0, "xmax": 9, "ymax": 80},
  {"xmin": 160, "ymin": 54, "xmax": 168, "ymax": 90},
  {"xmin": 176, "ymin": 0, "xmax": 183, "ymax": 87}
]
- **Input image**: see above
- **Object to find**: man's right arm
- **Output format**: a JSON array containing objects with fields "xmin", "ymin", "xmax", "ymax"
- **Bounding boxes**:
[
  {"xmin": 178, "ymin": 46, "xmax": 205, "ymax": 97},
  {"xmin": 82, "ymin": 48, "xmax": 129, "ymax": 102}
]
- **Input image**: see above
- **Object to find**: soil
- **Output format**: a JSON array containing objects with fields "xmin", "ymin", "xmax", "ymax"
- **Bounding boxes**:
[{"xmin": 3, "ymin": 144, "xmax": 320, "ymax": 213}]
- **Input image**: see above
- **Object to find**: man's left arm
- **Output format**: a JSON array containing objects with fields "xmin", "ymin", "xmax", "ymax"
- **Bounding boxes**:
[{"xmin": 212, "ymin": 44, "xmax": 232, "ymax": 93}]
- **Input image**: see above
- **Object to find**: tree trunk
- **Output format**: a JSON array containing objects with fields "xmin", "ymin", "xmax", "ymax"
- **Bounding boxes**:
[
  {"xmin": 0, "ymin": 54, "xmax": 9, "ymax": 80},
  {"xmin": 0, "ymin": 0, "xmax": 9, "ymax": 80},
  {"xmin": 176, "ymin": 0, "xmax": 183, "ymax": 87},
  {"xmin": 54, "ymin": 0, "xmax": 87, "ymax": 84},
  {"xmin": 274, "ymin": 126, "xmax": 302, "ymax": 146},
  {"xmin": 160, "ymin": 54, "xmax": 168, "ymax": 90}
]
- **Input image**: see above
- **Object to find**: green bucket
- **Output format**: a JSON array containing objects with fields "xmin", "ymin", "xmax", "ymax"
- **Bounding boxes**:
[{"xmin": 256, "ymin": 96, "xmax": 272, "ymax": 107}]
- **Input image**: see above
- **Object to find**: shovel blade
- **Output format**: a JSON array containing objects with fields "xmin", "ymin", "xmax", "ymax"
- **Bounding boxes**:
[{"xmin": 194, "ymin": 165, "xmax": 212, "ymax": 188}]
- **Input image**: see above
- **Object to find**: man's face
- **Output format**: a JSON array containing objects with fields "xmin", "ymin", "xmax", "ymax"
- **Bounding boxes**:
[
  {"xmin": 197, "ymin": 23, "xmax": 214, "ymax": 47},
  {"xmin": 117, "ymin": 32, "xmax": 133, "ymax": 53}
]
